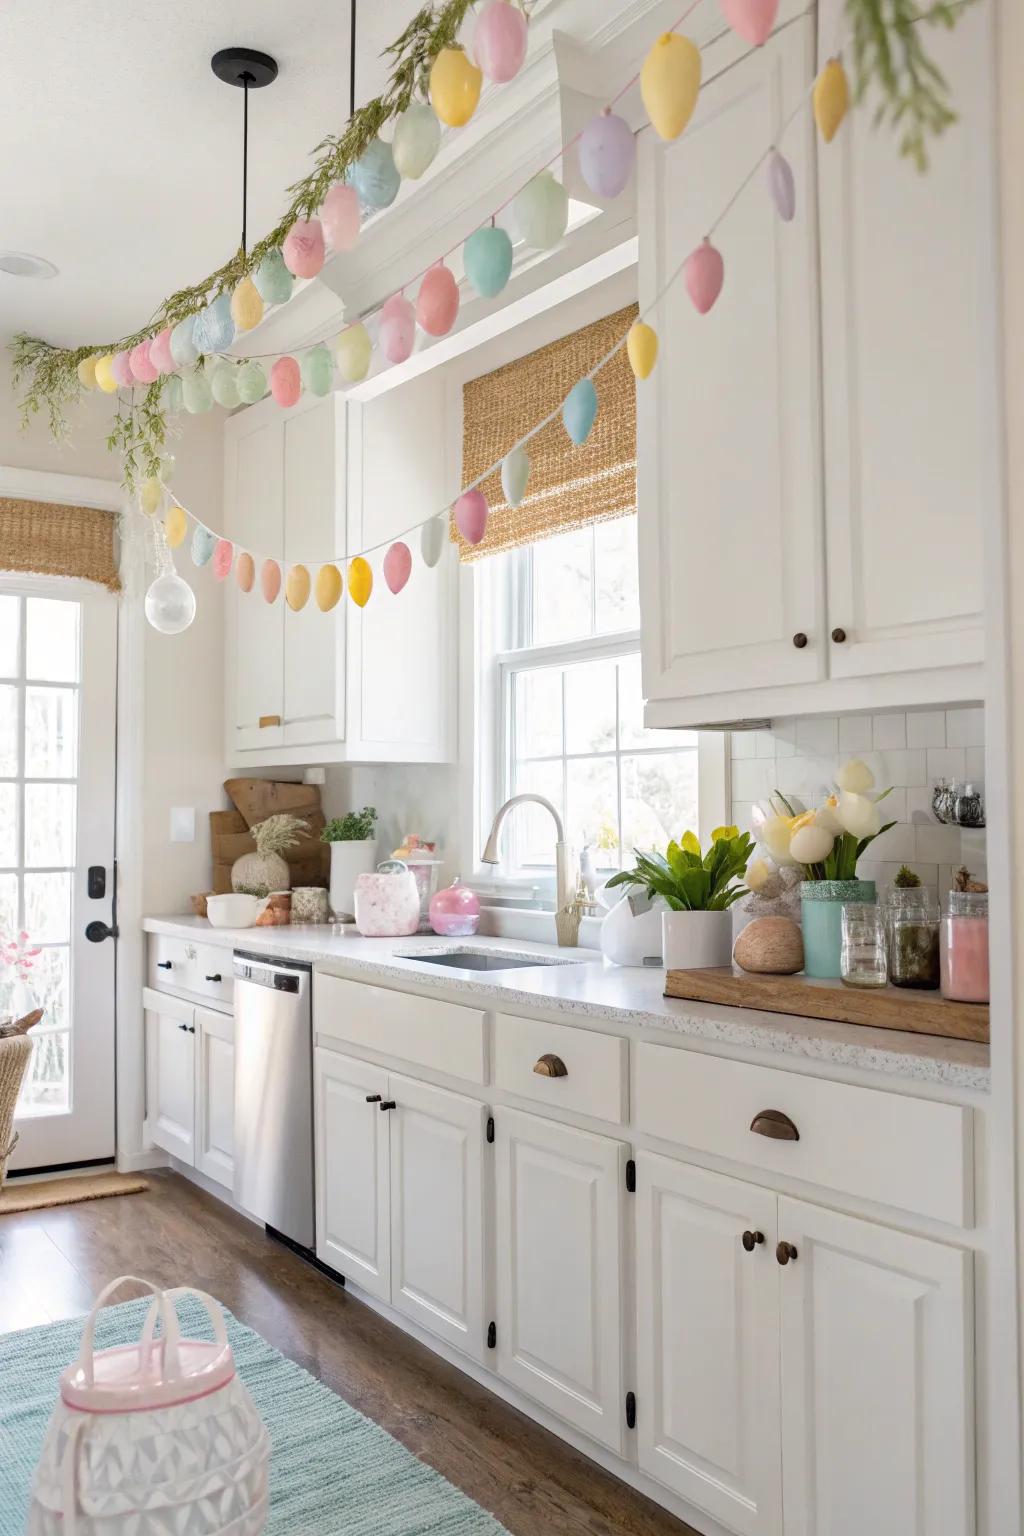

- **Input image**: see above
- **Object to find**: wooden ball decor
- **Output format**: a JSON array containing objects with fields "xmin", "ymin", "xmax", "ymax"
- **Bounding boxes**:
[{"xmin": 733, "ymin": 916, "xmax": 805, "ymax": 974}]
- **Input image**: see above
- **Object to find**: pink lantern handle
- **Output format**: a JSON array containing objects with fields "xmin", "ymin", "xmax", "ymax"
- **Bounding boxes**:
[{"xmin": 78, "ymin": 1275, "xmax": 181, "ymax": 1385}]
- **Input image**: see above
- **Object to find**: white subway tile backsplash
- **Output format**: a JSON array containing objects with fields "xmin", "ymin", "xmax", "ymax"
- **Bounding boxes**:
[
  {"xmin": 906, "ymin": 710, "xmax": 946, "ymax": 749},
  {"xmin": 862, "ymin": 749, "xmax": 928, "ymax": 788},
  {"xmin": 795, "ymin": 715, "xmax": 839, "ymax": 756},
  {"xmin": 838, "ymin": 714, "xmax": 873, "ymax": 753},
  {"xmin": 915, "ymin": 823, "xmax": 967, "ymax": 863},
  {"xmin": 730, "ymin": 758, "xmax": 777, "ymax": 804},
  {"xmin": 926, "ymin": 747, "xmax": 967, "ymax": 783},
  {"xmin": 872, "ymin": 713, "xmax": 907, "ymax": 750},
  {"xmin": 770, "ymin": 718, "xmax": 799, "ymax": 758},
  {"xmin": 907, "ymin": 787, "xmax": 938, "ymax": 824},
  {"xmin": 946, "ymin": 706, "xmax": 985, "ymax": 748},
  {"xmin": 730, "ymin": 731, "xmax": 756, "ymax": 760},
  {"xmin": 870, "ymin": 821, "xmax": 918, "ymax": 862},
  {"xmin": 878, "ymin": 788, "xmax": 907, "ymax": 824},
  {"xmin": 754, "ymin": 729, "xmax": 777, "ymax": 759},
  {"xmin": 965, "ymin": 747, "xmax": 985, "ymax": 783}
]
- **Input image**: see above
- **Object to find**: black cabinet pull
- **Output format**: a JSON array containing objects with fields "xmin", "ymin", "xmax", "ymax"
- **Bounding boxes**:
[
  {"xmin": 365, "ymin": 1093, "xmax": 382, "ymax": 1104},
  {"xmin": 792, "ymin": 632, "xmax": 808, "ymax": 649},
  {"xmin": 187, "ymin": 1024, "xmax": 196, "ymax": 1034},
  {"xmin": 178, "ymin": 1022, "xmax": 188, "ymax": 1032},
  {"xmin": 379, "ymin": 1100, "xmax": 397, "ymax": 1112},
  {"xmin": 776, "ymin": 1241, "xmax": 798, "ymax": 1266},
  {"xmin": 157, "ymin": 960, "xmax": 173, "ymax": 970},
  {"xmin": 831, "ymin": 626, "xmax": 847, "ymax": 643},
  {"xmin": 742, "ymin": 1230, "xmax": 765, "ymax": 1252},
  {"xmin": 205, "ymin": 973, "xmax": 222, "ymax": 982}
]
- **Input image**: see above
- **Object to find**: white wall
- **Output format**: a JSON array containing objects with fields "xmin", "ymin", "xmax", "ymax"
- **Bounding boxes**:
[{"xmin": 322, "ymin": 763, "xmax": 460, "ymax": 881}]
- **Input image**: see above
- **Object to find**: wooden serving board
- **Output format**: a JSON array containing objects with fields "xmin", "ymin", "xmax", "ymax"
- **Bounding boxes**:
[{"xmin": 664, "ymin": 968, "xmax": 989, "ymax": 1044}]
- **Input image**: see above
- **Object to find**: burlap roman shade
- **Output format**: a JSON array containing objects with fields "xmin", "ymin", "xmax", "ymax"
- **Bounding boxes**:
[
  {"xmin": 454, "ymin": 302, "xmax": 638, "ymax": 561},
  {"xmin": 0, "ymin": 499, "xmax": 120, "ymax": 591}
]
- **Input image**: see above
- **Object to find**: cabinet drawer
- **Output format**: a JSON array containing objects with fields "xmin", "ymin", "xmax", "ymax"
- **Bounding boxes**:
[
  {"xmin": 494, "ymin": 1014, "xmax": 627, "ymax": 1124},
  {"xmin": 148, "ymin": 935, "xmax": 234, "ymax": 1009},
  {"xmin": 635, "ymin": 1043, "xmax": 971, "ymax": 1227},
  {"xmin": 314, "ymin": 973, "xmax": 487, "ymax": 1084}
]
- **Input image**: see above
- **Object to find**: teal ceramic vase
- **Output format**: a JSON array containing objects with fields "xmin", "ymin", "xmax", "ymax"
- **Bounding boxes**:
[{"xmin": 801, "ymin": 879, "xmax": 876, "ymax": 978}]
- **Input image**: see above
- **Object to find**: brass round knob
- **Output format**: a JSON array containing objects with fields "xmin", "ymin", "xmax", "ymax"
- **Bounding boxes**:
[
  {"xmin": 742, "ymin": 1230, "xmax": 765, "ymax": 1252},
  {"xmin": 776, "ymin": 1241, "xmax": 798, "ymax": 1266},
  {"xmin": 831, "ymin": 626, "xmax": 847, "ymax": 643},
  {"xmin": 792, "ymin": 632, "xmax": 808, "ymax": 649}
]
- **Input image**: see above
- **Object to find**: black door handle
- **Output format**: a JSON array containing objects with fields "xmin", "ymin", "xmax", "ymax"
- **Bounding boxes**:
[{"xmin": 85, "ymin": 920, "xmax": 118, "ymax": 943}]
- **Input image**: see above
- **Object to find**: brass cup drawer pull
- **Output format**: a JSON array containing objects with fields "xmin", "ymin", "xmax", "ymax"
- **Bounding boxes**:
[
  {"xmin": 533, "ymin": 1053, "xmax": 568, "ymax": 1078},
  {"xmin": 750, "ymin": 1108, "xmax": 799, "ymax": 1141},
  {"xmin": 776, "ymin": 1241, "xmax": 798, "ymax": 1265},
  {"xmin": 741, "ymin": 1230, "xmax": 765, "ymax": 1252}
]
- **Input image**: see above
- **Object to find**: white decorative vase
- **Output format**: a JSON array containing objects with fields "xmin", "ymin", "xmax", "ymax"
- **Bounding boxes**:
[
  {"xmin": 600, "ymin": 895, "xmax": 666, "ymax": 966},
  {"xmin": 328, "ymin": 840, "xmax": 377, "ymax": 920},
  {"xmin": 661, "ymin": 909, "xmax": 734, "ymax": 970}
]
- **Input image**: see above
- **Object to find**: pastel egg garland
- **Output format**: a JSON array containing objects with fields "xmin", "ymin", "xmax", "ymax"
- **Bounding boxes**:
[{"xmin": 463, "ymin": 225, "xmax": 513, "ymax": 298}]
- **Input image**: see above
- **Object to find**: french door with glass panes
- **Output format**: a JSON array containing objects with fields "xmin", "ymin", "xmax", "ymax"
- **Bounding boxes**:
[{"xmin": 0, "ymin": 581, "xmax": 117, "ymax": 1170}]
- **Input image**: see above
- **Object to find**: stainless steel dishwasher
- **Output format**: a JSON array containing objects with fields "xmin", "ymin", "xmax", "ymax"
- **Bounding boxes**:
[{"xmin": 232, "ymin": 952, "xmax": 313, "ymax": 1250}]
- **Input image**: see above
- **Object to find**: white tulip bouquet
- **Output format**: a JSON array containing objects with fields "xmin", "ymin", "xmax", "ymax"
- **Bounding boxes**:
[{"xmin": 759, "ymin": 759, "xmax": 896, "ymax": 882}]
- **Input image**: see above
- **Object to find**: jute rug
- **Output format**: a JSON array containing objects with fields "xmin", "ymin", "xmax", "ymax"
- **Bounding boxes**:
[{"xmin": 0, "ymin": 1171, "xmax": 148, "ymax": 1215}]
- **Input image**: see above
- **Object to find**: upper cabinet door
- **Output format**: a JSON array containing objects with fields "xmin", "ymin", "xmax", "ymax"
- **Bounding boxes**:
[
  {"xmin": 638, "ymin": 16, "xmax": 823, "ymax": 703},
  {"xmin": 493, "ymin": 1107, "xmax": 626, "ymax": 1453},
  {"xmin": 283, "ymin": 396, "xmax": 346, "ymax": 747},
  {"xmin": 388, "ymin": 1073, "xmax": 488, "ymax": 1360},
  {"xmin": 817, "ymin": 0, "xmax": 991, "ymax": 679},
  {"xmin": 778, "ymin": 1197, "xmax": 973, "ymax": 1536},
  {"xmin": 224, "ymin": 409, "xmax": 285, "ymax": 751},
  {"xmin": 635, "ymin": 1154, "xmax": 782, "ymax": 1536}
]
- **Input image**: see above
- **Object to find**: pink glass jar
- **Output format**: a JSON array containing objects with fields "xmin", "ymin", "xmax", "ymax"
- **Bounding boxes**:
[
  {"xmin": 940, "ymin": 890, "xmax": 989, "ymax": 1003},
  {"xmin": 353, "ymin": 862, "xmax": 421, "ymax": 937},
  {"xmin": 429, "ymin": 878, "xmax": 481, "ymax": 937}
]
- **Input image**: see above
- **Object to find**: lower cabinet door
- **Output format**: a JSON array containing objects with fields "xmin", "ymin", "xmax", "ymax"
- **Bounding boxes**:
[
  {"xmin": 314, "ymin": 1047, "xmax": 390, "ymax": 1299},
  {"xmin": 194, "ymin": 1006, "xmax": 234, "ymax": 1189},
  {"xmin": 143, "ymin": 987, "xmax": 195, "ymax": 1164},
  {"xmin": 388, "ymin": 1073, "xmax": 487, "ymax": 1359},
  {"xmin": 636, "ymin": 1154, "xmax": 782, "ymax": 1536},
  {"xmin": 493, "ymin": 1106, "xmax": 626, "ymax": 1453},
  {"xmin": 778, "ymin": 1197, "xmax": 973, "ymax": 1536}
]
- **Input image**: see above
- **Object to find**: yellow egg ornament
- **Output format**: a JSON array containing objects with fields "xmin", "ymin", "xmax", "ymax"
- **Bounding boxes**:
[
  {"xmin": 813, "ymin": 57, "xmax": 849, "ymax": 143},
  {"xmin": 139, "ymin": 476, "xmax": 163, "ymax": 516},
  {"xmin": 164, "ymin": 503, "xmax": 188, "ymax": 549},
  {"xmin": 285, "ymin": 564, "xmax": 311, "ymax": 611},
  {"xmin": 231, "ymin": 275, "xmax": 265, "ymax": 333},
  {"xmin": 315, "ymin": 563, "xmax": 343, "ymax": 612},
  {"xmin": 77, "ymin": 357, "xmax": 98, "ymax": 390},
  {"xmin": 640, "ymin": 32, "xmax": 702, "ymax": 141},
  {"xmin": 430, "ymin": 45, "xmax": 482, "ymax": 127},
  {"xmin": 94, "ymin": 354, "xmax": 118, "ymax": 393},
  {"xmin": 626, "ymin": 321, "xmax": 658, "ymax": 380},
  {"xmin": 348, "ymin": 557, "xmax": 373, "ymax": 608}
]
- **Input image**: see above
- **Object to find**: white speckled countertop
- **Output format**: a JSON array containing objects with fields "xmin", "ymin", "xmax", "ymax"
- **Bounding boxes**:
[{"xmin": 144, "ymin": 915, "xmax": 990, "ymax": 1092}]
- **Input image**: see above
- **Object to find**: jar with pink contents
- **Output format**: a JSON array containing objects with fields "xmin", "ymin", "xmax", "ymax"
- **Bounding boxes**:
[{"xmin": 940, "ymin": 890, "xmax": 989, "ymax": 1003}]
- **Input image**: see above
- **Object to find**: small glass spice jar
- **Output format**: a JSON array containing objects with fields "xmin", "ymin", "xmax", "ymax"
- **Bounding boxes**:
[
  {"xmin": 840, "ymin": 903, "xmax": 888, "ymax": 988},
  {"xmin": 888, "ymin": 891, "xmax": 940, "ymax": 989},
  {"xmin": 941, "ymin": 890, "xmax": 989, "ymax": 1003}
]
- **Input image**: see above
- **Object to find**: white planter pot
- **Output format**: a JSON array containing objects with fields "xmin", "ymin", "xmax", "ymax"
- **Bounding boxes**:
[
  {"xmin": 600, "ymin": 895, "xmax": 666, "ymax": 967},
  {"xmin": 328, "ymin": 840, "xmax": 377, "ymax": 919},
  {"xmin": 661, "ymin": 909, "xmax": 734, "ymax": 971}
]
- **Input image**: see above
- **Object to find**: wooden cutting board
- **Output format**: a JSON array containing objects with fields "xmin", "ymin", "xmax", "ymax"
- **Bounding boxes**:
[
  {"xmin": 664, "ymin": 968, "xmax": 989, "ymax": 1043},
  {"xmin": 224, "ymin": 778, "xmax": 323, "ymax": 827}
]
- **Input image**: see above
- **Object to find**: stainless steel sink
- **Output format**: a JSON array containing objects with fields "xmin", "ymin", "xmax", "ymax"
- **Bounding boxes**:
[{"xmin": 407, "ymin": 950, "xmax": 574, "ymax": 973}]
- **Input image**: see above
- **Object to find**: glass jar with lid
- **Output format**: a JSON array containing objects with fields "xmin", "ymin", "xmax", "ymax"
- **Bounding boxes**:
[
  {"xmin": 840, "ymin": 903, "xmax": 887, "ymax": 988},
  {"xmin": 888, "ymin": 889, "xmax": 940, "ymax": 989},
  {"xmin": 940, "ymin": 890, "xmax": 989, "ymax": 1003}
]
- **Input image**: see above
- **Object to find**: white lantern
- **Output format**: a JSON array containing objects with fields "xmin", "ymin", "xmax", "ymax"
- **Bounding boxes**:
[{"xmin": 145, "ymin": 571, "xmax": 196, "ymax": 635}]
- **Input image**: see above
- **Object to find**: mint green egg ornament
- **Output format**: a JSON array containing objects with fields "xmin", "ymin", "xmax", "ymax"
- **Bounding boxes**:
[
  {"xmin": 254, "ymin": 248, "xmax": 294, "ymax": 306},
  {"xmin": 193, "ymin": 293, "xmax": 235, "ymax": 354},
  {"xmin": 164, "ymin": 373, "xmax": 184, "ymax": 414},
  {"xmin": 348, "ymin": 137, "xmax": 401, "ymax": 210},
  {"xmin": 392, "ymin": 102, "xmax": 441, "ymax": 180},
  {"xmin": 191, "ymin": 525, "xmax": 217, "ymax": 567},
  {"xmin": 464, "ymin": 225, "xmax": 514, "ymax": 299},
  {"xmin": 183, "ymin": 368, "xmax": 213, "ymax": 415},
  {"xmin": 211, "ymin": 361, "xmax": 240, "ymax": 408},
  {"xmin": 562, "ymin": 378, "xmax": 598, "ymax": 445},
  {"xmin": 237, "ymin": 359, "xmax": 267, "ymax": 404},
  {"xmin": 301, "ymin": 345, "xmax": 334, "ymax": 397},
  {"xmin": 170, "ymin": 317, "xmax": 199, "ymax": 367}
]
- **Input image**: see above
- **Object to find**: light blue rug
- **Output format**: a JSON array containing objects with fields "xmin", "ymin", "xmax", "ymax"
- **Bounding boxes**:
[{"xmin": 0, "ymin": 1296, "xmax": 511, "ymax": 1535}]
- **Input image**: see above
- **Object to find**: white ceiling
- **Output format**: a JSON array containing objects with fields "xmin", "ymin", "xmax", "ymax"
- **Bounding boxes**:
[{"xmin": 0, "ymin": 1, "xmax": 429, "ymax": 349}]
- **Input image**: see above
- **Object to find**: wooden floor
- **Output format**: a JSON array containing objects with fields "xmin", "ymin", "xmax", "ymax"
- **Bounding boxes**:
[{"xmin": 0, "ymin": 1170, "xmax": 696, "ymax": 1536}]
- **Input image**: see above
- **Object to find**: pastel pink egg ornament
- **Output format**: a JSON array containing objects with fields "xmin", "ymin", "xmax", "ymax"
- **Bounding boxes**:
[
  {"xmin": 383, "ymin": 541, "xmax": 413, "ymax": 595},
  {"xmin": 282, "ymin": 217, "xmax": 326, "ymax": 279},
  {"xmin": 416, "ymin": 263, "xmax": 460, "ymax": 337},
  {"xmin": 684, "ymin": 239, "xmax": 725, "ymax": 315},
  {"xmin": 129, "ymin": 341, "xmax": 159, "ymax": 384},
  {"xmin": 474, "ymin": 0, "xmax": 529, "ymax": 83},
  {"xmin": 270, "ymin": 355, "xmax": 302, "ymax": 407},
  {"xmin": 320, "ymin": 184, "xmax": 361, "ymax": 252},
  {"xmin": 111, "ymin": 351, "xmax": 134, "ymax": 388},
  {"xmin": 454, "ymin": 489, "xmax": 488, "ymax": 545},
  {"xmin": 149, "ymin": 327, "xmax": 176, "ymax": 375},
  {"xmin": 578, "ymin": 109, "xmax": 636, "ymax": 199},
  {"xmin": 260, "ymin": 558, "xmax": 282, "ymax": 604},
  {"xmin": 379, "ymin": 294, "xmax": 416, "ymax": 365},
  {"xmin": 213, "ymin": 539, "xmax": 234, "ymax": 581},
  {"xmin": 720, "ymin": 0, "xmax": 779, "ymax": 46}
]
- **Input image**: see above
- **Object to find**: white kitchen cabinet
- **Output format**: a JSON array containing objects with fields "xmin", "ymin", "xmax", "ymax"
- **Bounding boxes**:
[
  {"xmin": 315, "ymin": 1047, "xmax": 391, "ymax": 1300},
  {"xmin": 638, "ymin": 7, "xmax": 991, "ymax": 726},
  {"xmin": 388, "ymin": 1072, "xmax": 488, "ymax": 1358},
  {"xmin": 224, "ymin": 379, "xmax": 455, "ymax": 767},
  {"xmin": 144, "ymin": 988, "xmax": 196, "ymax": 1165},
  {"xmin": 778, "ymin": 1197, "xmax": 973, "ymax": 1536},
  {"xmin": 493, "ymin": 1106, "xmax": 627, "ymax": 1453},
  {"xmin": 635, "ymin": 1154, "xmax": 782, "ymax": 1536},
  {"xmin": 194, "ymin": 1005, "xmax": 235, "ymax": 1188}
]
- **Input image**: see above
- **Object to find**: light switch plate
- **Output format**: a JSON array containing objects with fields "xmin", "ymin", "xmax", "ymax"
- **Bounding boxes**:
[{"xmin": 169, "ymin": 806, "xmax": 196, "ymax": 843}]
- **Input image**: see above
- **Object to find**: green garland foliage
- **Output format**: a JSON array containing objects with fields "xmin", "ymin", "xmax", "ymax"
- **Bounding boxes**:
[{"xmin": 9, "ymin": 0, "xmax": 974, "ymax": 490}]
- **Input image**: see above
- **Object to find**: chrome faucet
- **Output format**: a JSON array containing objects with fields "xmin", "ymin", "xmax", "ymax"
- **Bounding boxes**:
[{"xmin": 481, "ymin": 794, "xmax": 586, "ymax": 947}]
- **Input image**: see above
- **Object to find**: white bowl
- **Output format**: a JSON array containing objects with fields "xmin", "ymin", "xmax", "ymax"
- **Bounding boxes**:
[{"xmin": 206, "ymin": 893, "xmax": 268, "ymax": 929}]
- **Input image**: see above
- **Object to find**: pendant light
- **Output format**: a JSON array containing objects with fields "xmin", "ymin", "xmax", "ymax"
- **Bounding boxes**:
[{"xmin": 210, "ymin": 48, "xmax": 280, "ymax": 343}]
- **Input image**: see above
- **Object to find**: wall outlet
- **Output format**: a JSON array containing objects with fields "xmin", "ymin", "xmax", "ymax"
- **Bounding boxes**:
[{"xmin": 169, "ymin": 806, "xmax": 196, "ymax": 843}]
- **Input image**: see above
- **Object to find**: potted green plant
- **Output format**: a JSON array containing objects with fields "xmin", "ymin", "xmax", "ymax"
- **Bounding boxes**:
[
  {"xmin": 606, "ymin": 827, "xmax": 753, "ymax": 970},
  {"xmin": 761, "ymin": 759, "xmax": 895, "ymax": 978},
  {"xmin": 321, "ymin": 807, "xmax": 378, "ymax": 920}
]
